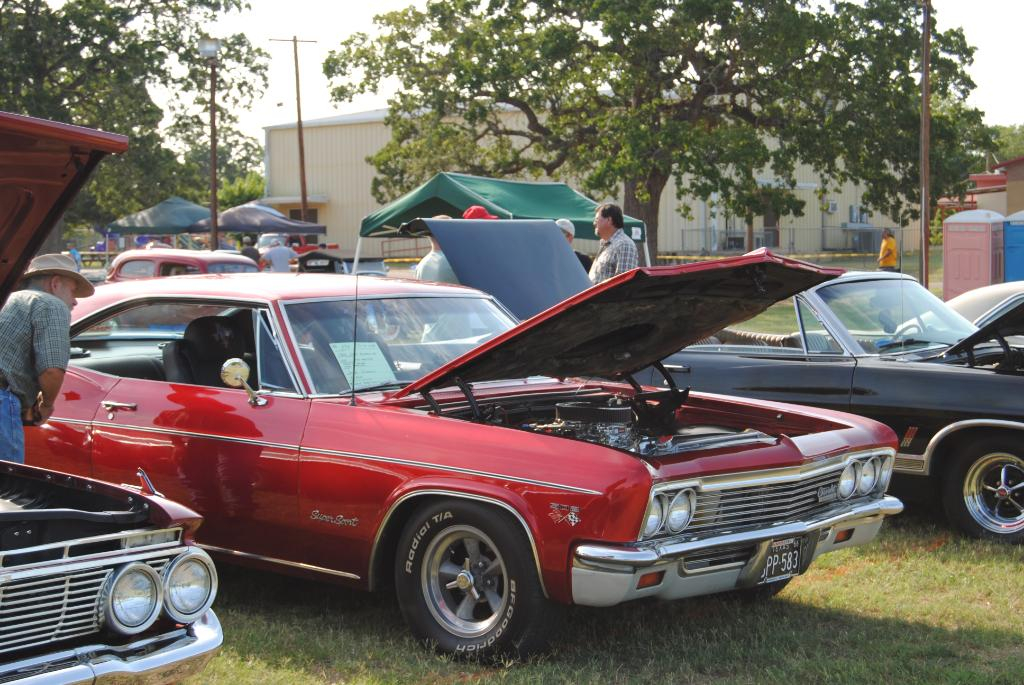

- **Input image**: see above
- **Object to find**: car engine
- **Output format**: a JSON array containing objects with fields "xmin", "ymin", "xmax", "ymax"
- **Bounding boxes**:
[{"xmin": 521, "ymin": 395, "xmax": 775, "ymax": 457}]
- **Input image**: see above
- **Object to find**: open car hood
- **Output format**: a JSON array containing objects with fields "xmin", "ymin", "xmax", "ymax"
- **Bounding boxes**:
[
  {"xmin": 0, "ymin": 111, "xmax": 127, "ymax": 304},
  {"xmin": 394, "ymin": 249, "xmax": 842, "ymax": 398},
  {"xmin": 945, "ymin": 297, "xmax": 1024, "ymax": 357},
  {"xmin": 399, "ymin": 218, "xmax": 594, "ymax": 320}
]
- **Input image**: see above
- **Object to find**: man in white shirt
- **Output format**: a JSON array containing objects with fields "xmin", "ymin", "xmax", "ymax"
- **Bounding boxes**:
[{"xmin": 262, "ymin": 240, "xmax": 298, "ymax": 273}]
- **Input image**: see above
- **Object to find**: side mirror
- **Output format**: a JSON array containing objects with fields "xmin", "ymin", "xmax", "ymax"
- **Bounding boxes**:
[{"xmin": 220, "ymin": 358, "xmax": 267, "ymax": 406}]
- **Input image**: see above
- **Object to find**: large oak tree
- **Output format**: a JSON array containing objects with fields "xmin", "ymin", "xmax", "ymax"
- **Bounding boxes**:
[
  {"xmin": 0, "ymin": 0, "xmax": 268, "ymax": 230},
  {"xmin": 325, "ymin": 0, "xmax": 991, "ymax": 255}
]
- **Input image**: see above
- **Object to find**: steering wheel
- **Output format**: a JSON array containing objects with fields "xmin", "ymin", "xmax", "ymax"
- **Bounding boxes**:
[{"xmin": 893, "ymin": 321, "xmax": 922, "ymax": 338}]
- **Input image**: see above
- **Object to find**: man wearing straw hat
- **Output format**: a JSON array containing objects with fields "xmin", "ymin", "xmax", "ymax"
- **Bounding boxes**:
[{"xmin": 0, "ymin": 254, "xmax": 94, "ymax": 463}]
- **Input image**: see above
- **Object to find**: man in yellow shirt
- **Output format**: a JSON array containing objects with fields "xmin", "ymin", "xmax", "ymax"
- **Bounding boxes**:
[{"xmin": 877, "ymin": 228, "xmax": 898, "ymax": 272}]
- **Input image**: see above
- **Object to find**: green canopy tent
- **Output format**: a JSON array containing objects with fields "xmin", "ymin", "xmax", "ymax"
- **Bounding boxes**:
[
  {"xmin": 108, "ymin": 196, "xmax": 211, "ymax": 235},
  {"xmin": 356, "ymin": 172, "xmax": 648, "ymax": 264}
]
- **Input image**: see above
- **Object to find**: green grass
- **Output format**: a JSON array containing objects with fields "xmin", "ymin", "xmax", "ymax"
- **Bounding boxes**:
[{"xmin": 190, "ymin": 508, "xmax": 1024, "ymax": 684}]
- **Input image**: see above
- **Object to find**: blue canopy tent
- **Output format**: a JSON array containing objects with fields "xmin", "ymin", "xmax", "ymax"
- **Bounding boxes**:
[{"xmin": 108, "ymin": 196, "xmax": 210, "ymax": 235}]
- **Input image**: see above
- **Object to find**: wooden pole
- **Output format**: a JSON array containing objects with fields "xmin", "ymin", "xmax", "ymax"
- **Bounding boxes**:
[
  {"xmin": 272, "ymin": 37, "xmax": 316, "ymax": 222},
  {"xmin": 919, "ymin": 0, "xmax": 931, "ymax": 287}
]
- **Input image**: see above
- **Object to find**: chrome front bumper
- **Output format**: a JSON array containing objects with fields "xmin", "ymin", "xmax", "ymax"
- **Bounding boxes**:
[
  {"xmin": 572, "ymin": 495, "xmax": 903, "ymax": 607},
  {"xmin": 2, "ymin": 610, "xmax": 223, "ymax": 684}
]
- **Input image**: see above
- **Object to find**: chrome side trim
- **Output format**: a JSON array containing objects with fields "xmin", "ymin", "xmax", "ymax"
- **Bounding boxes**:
[
  {"xmin": 919, "ymin": 419, "xmax": 1024, "ymax": 476},
  {"xmin": 367, "ymin": 489, "xmax": 547, "ymax": 598},
  {"xmin": 198, "ymin": 544, "xmax": 361, "ymax": 580},
  {"xmin": 894, "ymin": 452, "xmax": 928, "ymax": 474},
  {"xmin": 51, "ymin": 421, "xmax": 600, "ymax": 496},
  {"xmin": 90, "ymin": 421, "xmax": 299, "ymax": 451},
  {"xmin": 45, "ymin": 417, "xmax": 90, "ymax": 427},
  {"xmin": 577, "ymin": 495, "xmax": 904, "ymax": 569},
  {"xmin": 302, "ymin": 447, "xmax": 602, "ymax": 495}
]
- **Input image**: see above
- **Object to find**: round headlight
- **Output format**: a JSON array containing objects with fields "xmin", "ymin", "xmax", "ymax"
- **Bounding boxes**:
[
  {"xmin": 642, "ymin": 496, "xmax": 664, "ymax": 538},
  {"xmin": 858, "ymin": 457, "xmax": 880, "ymax": 495},
  {"xmin": 163, "ymin": 549, "xmax": 218, "ymax": 623},
  {"xmin": 838, "ymin": 463, "xmax": 858, "ymax": 499},
  {"xmin": 104, "ymin": 562, "xmax": 163, "ymax": 634},
  {"xmin": 666, "ymin": 490, "xmax": 695, "ymax": 533},
  {"xmin": 879, "ymin": 455, "xmax": 895, "ymax": 490}
]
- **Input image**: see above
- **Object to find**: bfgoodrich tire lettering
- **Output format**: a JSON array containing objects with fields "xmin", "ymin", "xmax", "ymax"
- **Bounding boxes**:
[
  {"xmin": 942, "ymin": 437, "xmax": 1024, "ymax": 543},
  {"xmin": 394, "ymin": 500, "xmax": 553, "ymax": 658}
]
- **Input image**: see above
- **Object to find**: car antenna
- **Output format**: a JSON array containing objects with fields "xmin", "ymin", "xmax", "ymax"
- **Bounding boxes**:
[{"xmin": 349, "ymin": 270, "xmax": 360, "ymax": 406}]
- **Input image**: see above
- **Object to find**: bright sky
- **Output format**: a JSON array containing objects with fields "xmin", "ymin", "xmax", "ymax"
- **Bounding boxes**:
[{"xmin": 211, "ymin": 0, "xmax": 1022, "ymax": 141}]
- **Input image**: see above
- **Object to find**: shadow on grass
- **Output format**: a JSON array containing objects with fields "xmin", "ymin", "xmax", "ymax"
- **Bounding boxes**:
[{"xmin": 206, "ymin": 518, "xmax": 1023, "ymax": 684}]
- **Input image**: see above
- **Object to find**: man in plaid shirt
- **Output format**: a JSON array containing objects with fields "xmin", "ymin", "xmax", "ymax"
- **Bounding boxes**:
[
  {"xmin": 588, "ymin": 203, "xmax": 639, "ymax": 284},
  {"xmin": 0, "ymin": 254, "xmax": 93, "ymax": 463}
]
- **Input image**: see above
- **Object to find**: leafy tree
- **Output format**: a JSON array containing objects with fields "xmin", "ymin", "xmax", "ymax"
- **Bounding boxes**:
[
  {"xmin": 325, "ymin": 0, "xmax": 991, "ymax": 256},
  {"xmin": 0, "ymin": 0, "xmax": 268, "ymax": 232},
  {"xmin": 991, "ymin": 124, "xmax": 1024, "ymax": 166},
  {"xmin": 219, "ymin": 171, "xmax": 265, "ymax": 209}
]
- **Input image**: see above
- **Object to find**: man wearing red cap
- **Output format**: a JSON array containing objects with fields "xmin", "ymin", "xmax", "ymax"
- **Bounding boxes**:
[{"xmin": 462, "ymin": 205, "xmax": 498, "ymax": 220}]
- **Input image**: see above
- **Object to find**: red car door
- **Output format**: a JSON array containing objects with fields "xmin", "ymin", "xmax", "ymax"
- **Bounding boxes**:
[
  {"xmin": 89, "ymin": 377, "xmax": 309, "ymax": 561},
  {"xmin": 24, "ymin": 366, "xmax": 116, "ymax": 476}
]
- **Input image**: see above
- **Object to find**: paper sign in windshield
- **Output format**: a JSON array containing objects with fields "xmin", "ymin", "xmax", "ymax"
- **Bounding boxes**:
[{"xmin": 329, "ymin": 342, "xmax": 397, "ymax": 388}]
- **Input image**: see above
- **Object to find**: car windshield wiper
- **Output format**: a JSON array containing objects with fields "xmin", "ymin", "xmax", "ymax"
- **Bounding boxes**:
[
  {"xmin": 876, "ymin": 338, "xmax": 936, "ymax": 352},
  {"xmin": 355, "ymin": 381, "xmax": 409, "ymax": 393}
]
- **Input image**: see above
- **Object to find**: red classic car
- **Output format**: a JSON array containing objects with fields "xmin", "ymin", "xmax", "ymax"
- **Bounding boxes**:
[
  {"xmin": 2, "ymin": 110, "xmax": 222, "ymax": 681},
  {"xmin": 257, "ymin": 231, "xmax": 337, "ymax": 255},
  {"xmin": 106, "ymin": 247, "xmax": 258, "ymax": 281},
  {"xmin": 27, "ymin": 252, "xmax": 903, "ymax": 658}
]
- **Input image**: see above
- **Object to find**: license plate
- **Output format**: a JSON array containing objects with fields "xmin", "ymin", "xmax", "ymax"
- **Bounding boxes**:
[{"xmin": 758, "ymin": 537, "xmax": 802, "ymax": 584}]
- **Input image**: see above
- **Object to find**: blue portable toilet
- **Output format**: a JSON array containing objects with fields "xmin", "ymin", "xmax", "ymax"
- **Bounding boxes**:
[{"xmin": 1006, "ymin": 210, "xmax": 1024, "ymax": 282}]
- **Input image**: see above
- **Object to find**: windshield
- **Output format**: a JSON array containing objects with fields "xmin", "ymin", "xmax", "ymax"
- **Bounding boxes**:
[
  {"xmin": 208, "ymin": 261, "xmax": 258, "ymax": 274},
  {"xmin": 257, "ymin": 233, "xmax": 287, "ymax": 249},
  {"xmin": 817, "ymin": 279, "xmax": 977, "ymax": 354},
  {"xmin": 283, "ymin": 296, "xmax": 516, "ymax": 394}
]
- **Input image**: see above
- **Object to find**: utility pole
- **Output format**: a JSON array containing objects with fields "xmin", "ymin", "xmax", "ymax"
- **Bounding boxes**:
[
  {"xmin": 271, "ymin": 36, "xmax": 316, "ymax": 222},
  {"xmin": 198, "ymin": 37, "xmax": 222, "ymax": 251},
  {"xmin": 919, "ymin": 1, "xmax": 932, "ymax": 288}
]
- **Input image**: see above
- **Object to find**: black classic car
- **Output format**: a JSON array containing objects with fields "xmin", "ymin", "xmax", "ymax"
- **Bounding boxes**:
[
  {"xmin": 1, "ymin": 110, "xmax": 222, "ymax": 680},
  {"xmin": 641, "ymin": 271, "xmax": 1024, "ymax": 542}
]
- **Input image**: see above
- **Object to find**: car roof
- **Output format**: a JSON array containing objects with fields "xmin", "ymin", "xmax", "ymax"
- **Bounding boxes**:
[
  {"xmin": 111, "ymin": 248, "xmax": 256, "ymax": 265},
  {"xmin": 74, "ymin": 273, "xmax": 480, "ymax": 320}
]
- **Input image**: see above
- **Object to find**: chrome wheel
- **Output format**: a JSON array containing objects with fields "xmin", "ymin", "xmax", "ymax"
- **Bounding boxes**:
[
  {"xmin": 421, "ymin": 525, "xmax": 508, "ymax": 639},
  {"xmin": 963, "ymin": 452, "xmax": 1024, "ymax": 535}
]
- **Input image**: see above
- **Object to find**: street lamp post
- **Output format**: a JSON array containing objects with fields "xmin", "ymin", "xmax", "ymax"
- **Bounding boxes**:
[{"xmin": 198, "ymin": 37, "xmax": 221, "ymax": 252}]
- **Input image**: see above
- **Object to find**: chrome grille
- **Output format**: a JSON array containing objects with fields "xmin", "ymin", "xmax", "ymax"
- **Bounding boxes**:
[
  {"xmin": 0, "ymin": 530, "xmax": 180, "ymax": 655},
  {"xmin": 688, "ymin": 469, "xmax": 841, "ymax": 534},
  {"xmin": 681, "ymin": 545, "xmax": 755, "ymax": 573}
]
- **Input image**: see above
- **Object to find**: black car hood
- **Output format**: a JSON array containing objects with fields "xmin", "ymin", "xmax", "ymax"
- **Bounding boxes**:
[
  {"xmin": 0, "ymin": 111, "xmax": 127, "ymax": 304},
  {"xmin": 945, "ymin": 297, "xmax": 1024, "ymax": 356},
  {"xmin": 395, "ymin": 249, "xmax": 842, "ymax": 398}
]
